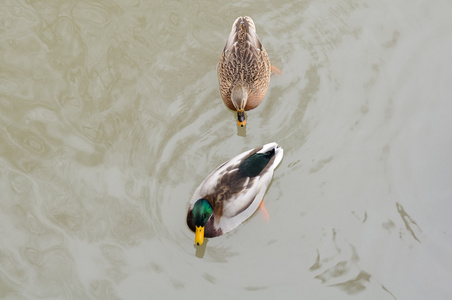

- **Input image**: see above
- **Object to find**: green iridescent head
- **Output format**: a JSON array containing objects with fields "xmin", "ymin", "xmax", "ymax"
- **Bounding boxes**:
[{"xmin": 192, "ymin": 198, "xmax": 213, "ymax": 245}]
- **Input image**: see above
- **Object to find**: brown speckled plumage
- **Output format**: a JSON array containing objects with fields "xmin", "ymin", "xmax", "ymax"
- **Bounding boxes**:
[{"xmin": 218, "ymin": 16, "xmax": 271, "ymax": 112}]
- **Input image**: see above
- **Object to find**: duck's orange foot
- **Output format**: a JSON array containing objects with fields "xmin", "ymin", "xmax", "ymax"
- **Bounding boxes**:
[
  {"xmin": 259, "ymin": 200, "xmax": 270, "ymax": 222},
  {"xmin": 271, "ymin": 65, "xmax": 282, "ymax": 75}
]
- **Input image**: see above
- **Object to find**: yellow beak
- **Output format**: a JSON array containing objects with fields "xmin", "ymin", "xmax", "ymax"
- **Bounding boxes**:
[{"xmin": 195, "ymin": 226, "xmax": 205, "ymax": 246}]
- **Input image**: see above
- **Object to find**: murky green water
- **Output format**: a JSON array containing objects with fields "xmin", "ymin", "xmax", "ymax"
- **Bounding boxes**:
[{"xmin": 1, "ymin": 0, "xmax": 452, "ymax": 299}]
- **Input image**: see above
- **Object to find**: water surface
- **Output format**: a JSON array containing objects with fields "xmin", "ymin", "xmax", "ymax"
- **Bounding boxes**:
[{"xmin": 1, "ymin": 0, "xmax": 452, "ymax": 299}]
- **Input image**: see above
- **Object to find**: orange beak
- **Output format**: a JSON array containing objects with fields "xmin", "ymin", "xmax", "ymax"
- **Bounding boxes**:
[{"xmin": 237, "ymin": 110, "xmax": 246, "ymax": 127}]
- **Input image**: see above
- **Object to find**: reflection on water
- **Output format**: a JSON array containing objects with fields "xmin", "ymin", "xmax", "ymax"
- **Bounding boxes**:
[
  {"xmin": 1, "ymin": 0, "xmax": 452, "ymax": 299},
  {"xmin": 194, "ymin": 240, "xmax": 207, "ymax": 259}
]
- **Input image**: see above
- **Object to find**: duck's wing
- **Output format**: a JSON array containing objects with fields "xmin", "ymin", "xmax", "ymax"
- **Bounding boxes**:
[
  {"xmin": 220, "ymin": 16, "xmax": 266, "ymax": 84},
  {"xmin": 188, "ymin": 146, "xmax": 258, "ymax": 209},
  {"xmin": 219, "ymin": 143, "xmax": 283, "ymax": 217},
  {"xmin": 189, "ymin": 143, "xmax": 283, "ymax": 220}
]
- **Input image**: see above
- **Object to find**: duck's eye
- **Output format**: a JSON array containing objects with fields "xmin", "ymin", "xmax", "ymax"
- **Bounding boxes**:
[{"xmin": 202, "ymin": 214, "xmax": 206, "ymax": 219}]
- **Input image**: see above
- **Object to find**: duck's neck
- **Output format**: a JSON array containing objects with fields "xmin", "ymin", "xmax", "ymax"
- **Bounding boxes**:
[{"xmin": 231, "ymin": 85, "xmax": 248, "ymax": 111}]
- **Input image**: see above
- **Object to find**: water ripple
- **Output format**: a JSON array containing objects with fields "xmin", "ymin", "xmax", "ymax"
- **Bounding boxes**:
[{"xmin": 1, "ymin": 0, "xmax": 451, "ymax": 299}]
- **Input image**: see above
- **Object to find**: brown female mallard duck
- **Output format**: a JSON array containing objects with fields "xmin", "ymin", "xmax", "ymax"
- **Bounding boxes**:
[
  {"xmin": 218, "ymin": 16, "xmax": 272, "ymax": 127},
  {"xmin": 186, "ymin": 142, "xmax": 283, "ymax": 246}
]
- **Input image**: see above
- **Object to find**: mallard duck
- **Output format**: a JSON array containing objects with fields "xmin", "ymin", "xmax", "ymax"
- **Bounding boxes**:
[
  {"xmin": 218, "ymin": 16, "xmax": 272, "ymax": 127},
  {"xmin": 186, "ymin": 142, "xmax": 283, "ymax": 245}
]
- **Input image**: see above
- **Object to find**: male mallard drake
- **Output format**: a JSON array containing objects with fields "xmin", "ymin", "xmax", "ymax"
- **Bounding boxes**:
[
  {"xmin": 218, "ymin": 16, "xmax": 272, "ymax": 127},
  {"xmin": 186, "ymin": 142, "xmax": 283, "ymax": 245}
]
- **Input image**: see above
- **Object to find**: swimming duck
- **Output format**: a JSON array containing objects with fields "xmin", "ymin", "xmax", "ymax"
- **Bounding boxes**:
[
  {"xmin": 218, "ymin": 16, "xmax": 272, "ymax": 127},
  {"xmin": 186, "ymin": 142, "xmax": 283, "ymax": 245}
]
